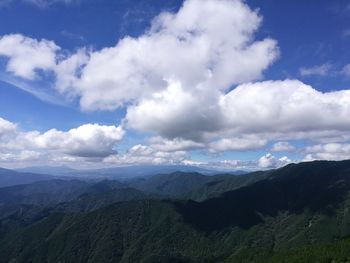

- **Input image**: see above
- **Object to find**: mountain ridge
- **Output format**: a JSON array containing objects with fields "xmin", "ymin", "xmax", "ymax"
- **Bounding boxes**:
[{"xmin": 1, "ymin": 160, "xmax": 350, "ymax": 262}]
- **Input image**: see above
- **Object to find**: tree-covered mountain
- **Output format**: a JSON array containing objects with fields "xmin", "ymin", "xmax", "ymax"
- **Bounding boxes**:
[
  {"xmin": 125, "ymin": 171, "xmax": 265, "ymax": 200},
  {"xmin": 55, "ymin": 187, "xmax": 150, "ymax": 213},
  {"xmin": 1, "ymin": 160, "xmax": 350, "ymax": 262},
  {"xmin": 0, "ymin": 179, "xmax": 89, "ymax": 206},
  {"xmin": 0, "ymin": 179, "xmax": 150, "ymax": 210},
  {"xmin": 0, "ymin": 169, "xmax": 262, "ymax": 214},
  {"xmin": 186, "ymin": 170, "xmax": 269, "ymax": 201},
  {"xmin": 126, "ymin": 171, "xmax": 216, "ymax": 198},
  {"xmin": 0, "ymin": 167, "xmax": 264, "ymax": 206}
]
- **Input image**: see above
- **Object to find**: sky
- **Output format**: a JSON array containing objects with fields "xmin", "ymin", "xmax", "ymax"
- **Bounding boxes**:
[{"xmin": 0, "ymin": 0, "xmax": 350, "ymax": 170}]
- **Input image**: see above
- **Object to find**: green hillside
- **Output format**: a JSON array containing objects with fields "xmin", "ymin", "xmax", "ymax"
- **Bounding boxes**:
[{"xmin": 1, "ymin": 160, "xmax": 350, "ymax": 262}]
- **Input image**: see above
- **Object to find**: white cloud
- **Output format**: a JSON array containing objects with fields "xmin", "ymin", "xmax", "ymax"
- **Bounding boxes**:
[
  {"xmin": 128, "ymin": 79, "xmax": 350, "ymax": 146},
  {"xmin": 0, "ymin": 117, "xmax": 16, "ymax": 139},
  {"xmin": 0, "ymin": 34, "xmax": 59, "ymax": 79},
  {"xmin": 209, "ymin": 136, "xmax": 267, "ymax": 152},
  {"xmin": 103, "ymin": 144, "xmax": 187, "ymax": 165},
  {"xmin": 0, "ymin": 150, "xmax": 42, "ymax": 162},
  {"xmin": 126, "ymin": 80, "xmax": 222, "ymax": 141},
  {"xmin": 221, "ymin": 80, "xmax": 350, "ymax": 135},
  {"xmin": 1, "ymin": 0, "xmax": 278, "ymax": 111},
  {"xmin": 183, "ymin": 153, "xmax": 293, "ymax": 171},
  {"xmin": 149, "ymin": 136, "xmax": 205, "ymax": 152},
  {"xmin": 258, "ymin": 153, "xmax": 291, "ymax": 169},
  {"xmin": 299, "ymin": 63, "xmax": 332, "ymax": 77},
  {"xmin": 54, "ymin": 48, "xmax": 89, "ymax": 97},
  {"xmin": 271, "ymin": 141, "xmax": 296, "ymax": 152},
  {"xmin": 24, "ymin": 123, "xmax": 125, "ymax": 157},
  {"xmin": 58, "ymin": 0, "xmax": 278, "ymax": 111},
  {"xmin": 0, "ymin": 117, "xmax": 125, "ymax": 166},
  {"xmin": 204, "ymin": 159, "xmax": 255, "ymax": 170},
  {"xmin": 304, "ymin": 143, "xmax": 350, "ymax": 161}
]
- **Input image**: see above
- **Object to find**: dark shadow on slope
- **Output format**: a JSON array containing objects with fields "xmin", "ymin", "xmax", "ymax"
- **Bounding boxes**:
[{"xmin": 174, "ymin": 160, "xmax": 350, "ymax": 232}]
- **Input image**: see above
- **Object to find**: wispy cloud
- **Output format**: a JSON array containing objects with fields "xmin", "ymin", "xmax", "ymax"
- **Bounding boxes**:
[
  {"xmin": 60, "ymin": 30, "xmax": 86, "ymax": 43},
  {"xmin": 341, "ymin": 64, "xmax": 350, "ymax": 78},
  {"xmin": 299, "ymin": 63, "xmax": 332, "ymax": 77},
  {"xmin": 0, "ymin": 74, "xmax": 68, "ymax": 106},
  {"xmin": 1, "ymin": 0, "xmax": 78, "ymax": 8},
  {"xmin": 26, "ymin": 0, "xmax": 77, "ymax": 8}
]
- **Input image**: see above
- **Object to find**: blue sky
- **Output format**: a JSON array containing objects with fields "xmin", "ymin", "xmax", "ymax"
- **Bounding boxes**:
[{"xmin": 0, "ymin": 0, "xmax": 350, "ymax": 169}]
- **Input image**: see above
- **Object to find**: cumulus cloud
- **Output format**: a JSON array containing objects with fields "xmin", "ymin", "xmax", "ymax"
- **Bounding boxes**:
[
  {"xmin": 54, "ymin": 48, "xmax": 89, "ymax": 97},
  {"xmin": 258, "ymin": 153, "xmax": 291, "ymax": 169},
  {"xmin": 0, "ymin": 150, "xmax": 42, "ymax": 163},
  {"xmin": 1, "ymin": 0, "xmax": 350, "ymax": 167},
  {"xmin": 149, "ymin": 136, "xmax": 205, "ymax": 152},
  {"xmin": 299, "ymin": 63, "xmax": 332, "ymax": 77},
  {"xmin": 0, "ymin": 117, "xmax": 125, "ymax": 166},
  {"xmin": 24, "ymin": 124, "xmax": 124, "ymax": 157},
  {"xmin": 221, "ymin": 80, "xmax": 350, "ymax": 135},
  {"xmin": 271, "ymin": 142, "xmax": 296, "ymax": 152},
  {"xmin": 0, "ymin": 34, "xmax": 59, "ymax": 79},
  {"xmin": 126, "ymin": 80, "xmax": 223, "ymax": 141},
  {"xmin": 103, "ymin": 144, "xmax": 187, "ymax": 165},
  {"xmin": 184, "ymin": 153, "xmax": 293, "ymax": 171},
  {"xmin": 128, "ymin": 79, "xmax": 350, "ymax": 146},
  {"xmin": 56, "ymin": 0, "xmax": 279, "ymax": 111},
  {"xmin": 103, "ymin": 146, "xmax": 292, "ymax": 170},
  {"xmin": 202, "ymin": 159, "xmax": 256, "ymax": 171},
  {"xmin": 304, "ymin": 143, "xmax": 350, "ymax": 161},
  {"xmin": 209, "ymin": 136, "xmax": 267, "ymax": 152},
  {"xmin": 0, "ymin": 117, "xmax": 16, "ymax": 138}
]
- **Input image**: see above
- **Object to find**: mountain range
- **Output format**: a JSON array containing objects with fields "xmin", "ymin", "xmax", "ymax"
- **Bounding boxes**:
[
  {"xmin": 0, "ymin": 160, "xmax": 350, "ymax": 262},
  {"xmin": 15, "ymin": 164, "xmax": 246, "ymax": 179}
]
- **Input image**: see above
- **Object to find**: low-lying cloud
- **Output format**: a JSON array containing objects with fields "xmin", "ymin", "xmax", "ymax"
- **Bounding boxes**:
[{"xmin": 0, "ymin": 117, "xmax": 124, "ymax": 165}]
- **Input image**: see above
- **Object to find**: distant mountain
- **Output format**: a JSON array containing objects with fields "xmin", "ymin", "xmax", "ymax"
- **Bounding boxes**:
[
  {"xmin": 0, "ymin": 178, "xmax": 146, "ymax": 208},
  {"xmin": 0, "ymin": 167, "xmax": 55, "ymax": 188},
  {"xmin": 90, "ymin": 164, "xmax": 223, "ymax": 178},
  {"xmin": 0, "ymin": 179, "xmax": 89, "ymax": 206},
  {"xmin": 15, "ymin": 164, "xmax": 246, "ymax": 179},
  {"xmin": 0, "ymin": 169, "xmax": 264, "ymax": 212},
  {"xmin": 2, "ymin": 160, "xmax": 350, "ymax": 262},
  {"xmin": 0, "ymin": 178, "xmax": 155, "ymax": 213},
  {"xmin": 16, "ymin": 166, "xmax": 78, "ymax": 176},
  {"xmin": 126, "ymin": 171, "xmax": 215, "ymax": 197}
]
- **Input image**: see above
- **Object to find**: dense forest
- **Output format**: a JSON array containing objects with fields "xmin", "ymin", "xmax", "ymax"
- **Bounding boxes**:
[{"xmin": 1, "ymin": 160, "xmax": 350, "ymax": 262}]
